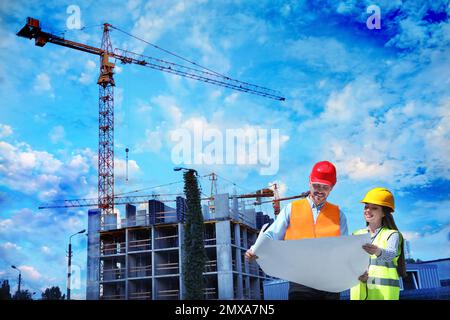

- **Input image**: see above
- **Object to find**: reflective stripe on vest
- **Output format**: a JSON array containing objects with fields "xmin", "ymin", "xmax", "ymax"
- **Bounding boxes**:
[
  {"xmin": 370, "ymin": 258, "xmax": 396, "ymax": 268},
  {"xmin": 350, "ymin": 227, "xmax": 401, "ymax": 300},
  {"xmin": 284, "ymin": 198, "xmax": 340, "ymax": 240},
  {"xmin": 367, "ymin": 277, "xmax": 400, "ymax": 287}
]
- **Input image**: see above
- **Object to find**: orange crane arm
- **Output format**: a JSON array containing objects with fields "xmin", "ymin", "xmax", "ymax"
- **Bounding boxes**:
[
  {"xmin": 17, "ymin": 17, "xmax": 285, "ymax": 101},
  {"xmin": 17, "ymin": 17, "xmax": 102, "ymax": 55}
]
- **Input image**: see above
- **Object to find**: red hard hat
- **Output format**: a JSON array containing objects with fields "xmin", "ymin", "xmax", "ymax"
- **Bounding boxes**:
[{"xmin": 309, "ymin": 161, "xmax": 337, "ymax": 187}]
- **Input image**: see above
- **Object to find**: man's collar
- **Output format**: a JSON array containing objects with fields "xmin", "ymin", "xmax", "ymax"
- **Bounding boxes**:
[{"xmin": 307, "ymin": 195, "xmax": 326, "ymax": 209}]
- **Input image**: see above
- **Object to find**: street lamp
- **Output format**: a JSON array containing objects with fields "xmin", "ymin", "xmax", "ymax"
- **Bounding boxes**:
[
  {"xmin": 67, "ymin": 229, "xmax": 85, "ymax": 300},
  {"xmin": 11, "ymin": 265, "xmax": 21, "ymax": 296},
  {"xmin": 173, "ymin": 167, "xmax": 198, "ymax": 176}
]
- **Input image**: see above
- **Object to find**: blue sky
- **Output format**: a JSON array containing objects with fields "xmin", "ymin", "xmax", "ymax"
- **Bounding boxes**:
[{"xmin": 0, "ymin": 0, "xmax": 449, "ymax": 299}]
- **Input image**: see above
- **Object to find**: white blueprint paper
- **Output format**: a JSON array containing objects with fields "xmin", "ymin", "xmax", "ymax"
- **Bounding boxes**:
[{"xmin": 252, "ymin": 224, "xmax": 370, "ymax": 292}]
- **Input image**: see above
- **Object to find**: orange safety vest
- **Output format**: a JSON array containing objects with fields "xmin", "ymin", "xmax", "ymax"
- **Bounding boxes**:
[{"xmin": 284, "ymin": 198, "xmax": 340, "ymax": 239}]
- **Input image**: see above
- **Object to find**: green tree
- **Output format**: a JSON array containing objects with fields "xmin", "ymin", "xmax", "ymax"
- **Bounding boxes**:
[
  {"xmin": 182, "ymin": 169, "xmax": 207, "ymax": 299},
  {"xmin": 13, "ymin": 289, "xmax": 33, "ymax": 300},
  {"xmin": 41, "ymin": 286, "xmax": 65, "ymax": 300},
  {"xmin": 0, "ymin": 280, "xmax": 12, "ymax": 300}
]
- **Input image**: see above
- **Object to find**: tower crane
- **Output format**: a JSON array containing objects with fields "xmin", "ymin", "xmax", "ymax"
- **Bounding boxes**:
[
  {"xmin": 17, "ymin": 17, "xmax": 285, "ymax": 224},
  {"xmin": 39, "ymin": 173, "xmax": 275, "ymax": 210}
]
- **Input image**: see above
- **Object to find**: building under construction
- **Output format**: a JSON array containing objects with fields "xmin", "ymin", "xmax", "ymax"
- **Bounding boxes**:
[{"xmin": 86, "ymin": 193, "xmax": 274, "ymax": 300}]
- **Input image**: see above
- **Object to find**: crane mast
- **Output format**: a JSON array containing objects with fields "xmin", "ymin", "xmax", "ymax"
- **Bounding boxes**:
[{"xmin": 97, "ymin": 24, "xmax": 115, "ymax": 220}]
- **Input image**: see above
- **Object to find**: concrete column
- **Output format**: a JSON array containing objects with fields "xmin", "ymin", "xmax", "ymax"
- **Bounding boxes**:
[
  {"xmin": 86, "ymin": 209, "xmax": 100, "ymax": 300},
  {"xmin": 178, "ymin": 223, "xmax": 185, "ymax": 300},
  {"xmin": 234, "ymin": 223, "xmax": 243, "ymax": 299},
  {"xmin": 216, "ymin": 220, "xmax": 233, "ymax": 299},
  {"xmin": 151, "ymin": 225, "xmax": 156, "ymax": 300},
  {"xmin": 125, "ymin": 228, "xmax": 129, "ymax": 299},
  {"xmin": 242, "ymin": 228, "xmax": 250, "ymax": 298},
  {"xmin": 251, "ymin": 277, "xmax": 261, "ymax": 299}
]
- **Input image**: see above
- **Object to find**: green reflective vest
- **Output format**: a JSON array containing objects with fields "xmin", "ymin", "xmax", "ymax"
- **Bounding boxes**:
[{"xmin": 350, "ymin": 227, "xmax": 402, "ymax": 300}]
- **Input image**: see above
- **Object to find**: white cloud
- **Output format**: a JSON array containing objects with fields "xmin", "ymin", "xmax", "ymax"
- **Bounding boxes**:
[
  {"xmin": 408, "ymin": 225, "xmax": 450, "ymax": 261},
  {"xmin": 286, "ymin": 37, "xmax": 355, "ymax": 73},
  {"xmin": 402, "ymin": 231, "xmax": 421, "ymax": 241},
  {"xmin": 41, "ymin": 246, "xmax": 51, "ymax": 255},
  {"xmin": 115, "ymin": 157, "xmax": 140, "ymax": 181},
  {"xmin": 1, "ymin": 242, "xmax": 21, "ymax": 251},
  {"xmin": 126, "ymin": 0, "xmax": 195, "ymax": 54},
  {"xmin": 78, "ymin": 60, "xmax": 97, "ymax": 85},
  {"xmin": 0, "ymin": 124, "xmax": 12, "ymax": 138},
  {"xmin": 33, "ymin": 73, "xmax": 52, "ymax": 93},
  {"xmin": 49, "ymin": 126, "xmax": 65, "ymax": 144},
  {"xmin": 152, "ymin": 95, "xmax": 183, "ymax": 125},
  {"xmin": 134, "ymin": 128, "xmax": 163, "ymax": 153},
  {"xmin": 298, "ymin": 73, "xmax": 449, "ymax": 188},
  {"xmin": 136, "ymin": 100, "xmax": 152, "ymax": 113},
  {"xmin": 186, "ymin": 24, "xmax": 231, "ymax": 74},
  {"xmin": 322, "ymin": 79, "xmax": 383, "ymax": 123},
  {"xmin": 224, "ymin": 92, "xmax": 239, "ymax": 104},
  {"xmin": 0, "ymin": 219, "xmax": 13, "ymax": 231},
  {"xmin": 18, "ymin": 265, "xmax": 42, "ymax": 281},
  {"xmin": 68, "ymin": 154, "xmax": 90, "ymax": 174},
  {"xmin": 0, "ymin": 140, "xmax": 96, "ymax": 201}
]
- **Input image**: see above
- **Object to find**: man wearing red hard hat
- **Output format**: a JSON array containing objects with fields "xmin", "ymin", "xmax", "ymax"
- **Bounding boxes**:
[{"xmin": 246, "ymin": 160, "xmax": 348, "ymax": 300}]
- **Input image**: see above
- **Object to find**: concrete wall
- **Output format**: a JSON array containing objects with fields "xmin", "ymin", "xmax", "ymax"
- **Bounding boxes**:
[
  {"xmin": 216, "ymin": 220, "xmax": 233, "ymax": 299},
  {"xmin": 86, "ymin": 209, "xmax": 100, "ymax": 300},
  {"xmin": 215, "ymin": 193, "xmax": 230, "ymax": 219}
]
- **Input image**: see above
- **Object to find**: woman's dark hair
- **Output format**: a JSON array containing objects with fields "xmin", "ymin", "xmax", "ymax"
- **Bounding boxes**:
[
  {"xmin": 364, "ymin": 205, "xmax": 407, "ymax": 277},
  {"xmin": 381, "ymin": 206, "xmax": 407, "ymax": 277}
]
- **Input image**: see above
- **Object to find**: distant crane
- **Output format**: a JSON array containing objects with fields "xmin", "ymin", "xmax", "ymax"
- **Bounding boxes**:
[
  {"xmin": 125, "ymin": 148, "xmax": 129, "ymax": 182},
  {"xmin": 17, "ymin": 17, "xmax": 285, "ymax": 224},
  {"xmin": 259, "ymin": 190, "xmax": 311, "ymax": 216},
  {"xmin": 39, "ymin": 173, "xmax": 275, "ymax": 216}
]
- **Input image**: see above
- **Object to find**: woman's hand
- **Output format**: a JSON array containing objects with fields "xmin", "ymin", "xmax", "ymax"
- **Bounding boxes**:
[
  {"xmin": 245, "ymin": 248, "xmax": 258, "ymax": 262},
  {"xmin": 358, "ymin": 271, "xmax": 368, "ymax": 283},
  {"xmin": 362, "ymin": 243, "xmax": 382, "ymax": 256}
]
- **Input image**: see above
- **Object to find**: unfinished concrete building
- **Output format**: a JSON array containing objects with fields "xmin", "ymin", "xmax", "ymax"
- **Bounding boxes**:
[{"xmin": 86, "ymin": 193, "xmax": 274, "ymax": 300}]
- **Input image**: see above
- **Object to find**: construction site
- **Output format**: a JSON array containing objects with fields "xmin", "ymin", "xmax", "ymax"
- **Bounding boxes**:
[
  {"xmin": 4, "ymin": 1, "xmax": 449, "ymax": 306},
  {"xmin": 86, "ymin": 192, "xmax": 275, "ymax": 300}
]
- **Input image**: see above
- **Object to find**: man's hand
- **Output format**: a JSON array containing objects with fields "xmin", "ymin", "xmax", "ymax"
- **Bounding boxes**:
[
  {"xmin": 358, "ymin": 271, "xmax": 368, "ymax": 283},
  {"xmin": 362, "ymin": 243, "xmax": 381, "ymax": 256},
  {"xmin": 245, "ymin": 248, "xmax": 258, "ymax": 262}
]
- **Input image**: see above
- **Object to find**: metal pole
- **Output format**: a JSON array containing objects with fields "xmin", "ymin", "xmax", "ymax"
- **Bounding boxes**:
[
  {"xmin": 18, "ymin": 272, "xmax": 21, "ymax": 294},
  {"xmin": 67, "ymin": 241, "xmax": 72, "ymax": 300}
]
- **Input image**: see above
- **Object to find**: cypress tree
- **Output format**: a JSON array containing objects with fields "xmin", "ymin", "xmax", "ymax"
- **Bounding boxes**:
[{"xmin": 182, "ymin": 169, "xmax": 207, "ymax": 299}]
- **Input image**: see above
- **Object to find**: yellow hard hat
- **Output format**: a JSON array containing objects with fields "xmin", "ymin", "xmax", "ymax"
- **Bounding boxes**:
[{"xmin": 361, "ymin": 187, "xmax": 395, "ymax": 211}]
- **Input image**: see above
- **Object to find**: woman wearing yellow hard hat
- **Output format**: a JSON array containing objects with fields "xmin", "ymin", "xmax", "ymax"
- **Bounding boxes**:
[{"xmin": 350, "ymin": 187, "xmax": 406, "ymax": 300}]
